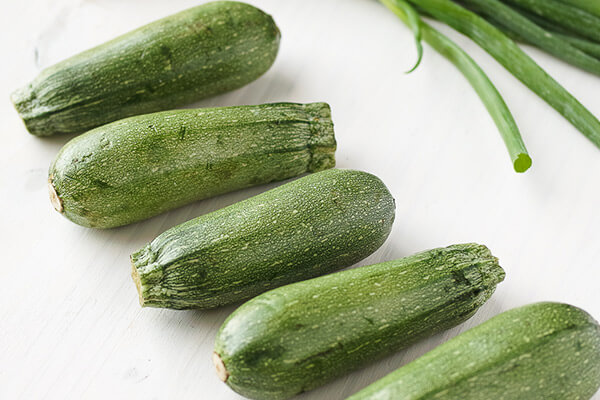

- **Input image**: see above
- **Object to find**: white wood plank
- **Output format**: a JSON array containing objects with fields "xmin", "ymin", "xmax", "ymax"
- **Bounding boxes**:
[{"xmin": 1, "ymin": 0, "xmax": 599, "ymax": 398}]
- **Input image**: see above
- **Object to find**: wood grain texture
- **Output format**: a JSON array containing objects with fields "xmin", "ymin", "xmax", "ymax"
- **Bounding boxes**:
[{"xmin": 0, "ymin": 0, "xmax": 599, "ymax": 399}]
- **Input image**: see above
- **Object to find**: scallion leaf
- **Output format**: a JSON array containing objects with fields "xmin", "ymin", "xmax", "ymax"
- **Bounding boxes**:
[
  {"xmin": 502, "ymin": 0, "xmax": 600, "ymax": 43},
  {"xmin": 381, "ymin": 0, "xmax": 424, "ymax": 72},
  {"xmin": 409, "ymin": 0, "xmax": 600, "ymax": 149},
  {"xmin": 460, "ymin": 0, "xmax": 600, "ymax": 76},
  {"xmin": 553, "ymin": 0, "xmax": 600, "ymax": 20},
  {"xmin": 381, "ymin": 0, "xmax": 532, "ymax": 172}
]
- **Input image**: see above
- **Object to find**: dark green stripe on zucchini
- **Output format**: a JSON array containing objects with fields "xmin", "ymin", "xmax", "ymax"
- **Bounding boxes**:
[
  {"xmin": 131, "ymin": 169, "xmax": 396, "ymax": 310},
  {"xmin": 49, "ymin": 102, "xmax": 335, "ymax": 228},
  {"xmin": 349, "ymin": 302, "xmax": 600, "ymax": 400},
  {"xmin": 12, "ymin": 1, "xmax": 280, "ymax": 136},
  {"xmin": 213, "ymin": 243, "xmax": 505, "ymax": 400}
]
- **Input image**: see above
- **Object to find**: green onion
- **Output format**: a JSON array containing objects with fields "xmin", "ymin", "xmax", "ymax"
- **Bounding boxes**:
[
  {"xmin": 502, "ymin": 0, "xmax": 600, "ymax": 43},
  {"xmin": 498, "ymin": 5, "xmax": 582, "ymax": 38},
  {"xmin": 488, "ymin": 5, "xmax": 600, "ymax": 60},
  {"xmin": 556, "ymin": 34, "xmax": 600, "ymax": 60},
  {"xmin": 381, "ymin": 0, "xmax": 531, "ymax": 172},
  {"xmin": 555, "ymin": 0, "xmax": 600, "ymax": 20},
  {"xmin": 459, "ymin": 0, "xmax": 600, "ymax": 76},
  {"xmin": 408, "ymin": 0, "xmax": 600, "ymax": 149},
  {"xmin": 382, "ymin": 0, "xmax": 424, "ymax": 72},
  {"xmin": 483, "ymin": 19, "xmax": 600, "ymax": 62}
]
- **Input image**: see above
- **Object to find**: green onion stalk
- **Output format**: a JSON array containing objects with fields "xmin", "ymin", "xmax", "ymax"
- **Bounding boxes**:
[{"xmin": 378, "ymin": 0, "xmax": 600, "ymax": 172}]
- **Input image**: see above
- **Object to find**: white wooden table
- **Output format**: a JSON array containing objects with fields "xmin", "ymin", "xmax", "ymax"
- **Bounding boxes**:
[{"xmin": 1, "ymin": 1, "xmax": 599, "ymax": 398}]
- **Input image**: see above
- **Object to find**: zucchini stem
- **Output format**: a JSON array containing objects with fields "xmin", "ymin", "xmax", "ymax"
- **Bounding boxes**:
[
  {"xmin": 48, "ymin": 177, "xmax": 63, "ymax": 213},
  {"xmin": 130, "ymin": 257, "xmax": 145, "ymax": 307},
  {"xmin": 213, "ymin": 352, "xmax": 230, "ymax": 382}
]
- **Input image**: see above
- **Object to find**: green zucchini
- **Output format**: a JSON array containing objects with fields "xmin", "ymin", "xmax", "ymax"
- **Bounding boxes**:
[
  {"xmin": 213, "ymin": 243, "xmax": 505, "ymax": 400},
  {"xmin": 48, "ymin": 102, "xmax": 335, "ymax": 228},
  {"xmin": 11, "ymin": 1, "xmax": 280, "ymax": 136},
  {"xmin": 131, "ymin": 169, "xmax": 396, "ymax": 310},
  {"xmin": 349, "ymin": 302, "xmax": 600, "ymax": 400}
]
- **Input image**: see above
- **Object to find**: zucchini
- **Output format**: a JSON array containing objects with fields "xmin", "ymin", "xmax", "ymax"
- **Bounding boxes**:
[
  {"xmin": 11, "ymin": 1, "xmax": 280, "ymax": 136},
  {"xmin": 131, "ymin": 169, "xmax": 396, "ymax": 310},
  {"xmin": 48, "ymin": 102, "xmax": 335, "ymax": 228},
  {"xmin": 349, "ymin": 302, "xmax": 600, "ymax": 400},
  {"xmin": 213, "ymin": 243, "xmax": 505, "ymax": 400}
]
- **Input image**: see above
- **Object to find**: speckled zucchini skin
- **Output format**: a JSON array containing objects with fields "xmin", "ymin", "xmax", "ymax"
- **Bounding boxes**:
[
  {"xmin": 349, "ymin": 302, "xmax": 600, "ymax": 400},
  {"xmin": 49, "ymin": 102, "xmax": 335, "ymax": 228},
  {"xmin": 11, "ymin": 1, "xmax": 280, "ymax": 136},
  {"xmin": 131, "ymin": 169, "xmax": 395, "ymax": 310},
  {"xmin": 214, "ymin": 243, "xmax": 505, "ymax": 400}
]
